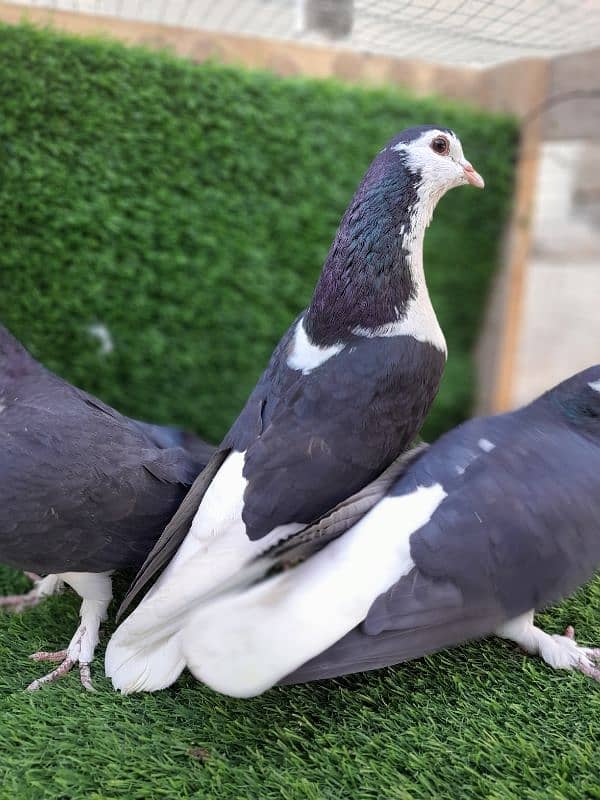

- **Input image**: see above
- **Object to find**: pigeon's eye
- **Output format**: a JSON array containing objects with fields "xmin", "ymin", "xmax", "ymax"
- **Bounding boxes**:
[{"xmin": 431, "ymin": 137, "xmax": 449, "ymax": 156}]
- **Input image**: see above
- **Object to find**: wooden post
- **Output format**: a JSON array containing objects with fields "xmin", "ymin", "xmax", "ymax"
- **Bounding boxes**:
[{"xmin": 490, "ymin": 67, "xmax": 547, "ymax": 411}]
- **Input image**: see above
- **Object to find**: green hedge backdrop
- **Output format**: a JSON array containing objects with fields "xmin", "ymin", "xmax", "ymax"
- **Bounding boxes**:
[{"xmin": 0, "ymin": 24, "xmax": 517, "ymax": 443}]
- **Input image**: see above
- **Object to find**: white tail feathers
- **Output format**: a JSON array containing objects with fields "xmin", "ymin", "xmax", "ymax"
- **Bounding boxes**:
[
  {"xmin": 105, "ymin": 625, "xmax": 186, "ymax": 694},
  {"xmin": 164, "ymin": 484, "xmax": 447, "ymax": 697}
]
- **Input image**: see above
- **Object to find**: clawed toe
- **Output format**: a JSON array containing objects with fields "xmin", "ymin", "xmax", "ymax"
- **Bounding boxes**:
[
  {"xmin": 577, "ymin": 658, "xmax": 600, "ymax": 682},
  {"xmin": 0, "ymin": 573, "xmax": 63, "ymax": 612},
  {"xmin": 563, "ymin": 625, "xmax": 600, "ymax": 681},
  {"xmin": 79, "ymin": 663, "xmax": 94, "ymax": 692},
  {"xmin": 26, "ymin": 655, "xmax": 78, "ymax": 691},
  {"xmin": 26, "ymin": 657, "xmax": 96, "ymax": 693},
  {"xmin": 26, "ymin": 626, "xmax": 96, "ymax": 692},
  {"xmin": 0, "ymin": 589, "xmax": 43, "ymax": 611},
  {"xmin": 30, "ymin": 649, "xmax": 68, "ymax": 663}
]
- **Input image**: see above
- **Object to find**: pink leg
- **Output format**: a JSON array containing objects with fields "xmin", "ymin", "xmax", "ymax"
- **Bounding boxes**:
[
  {"xmin": 26, "ymin": 625, "xmax": 97, "ymax": 693},
  {"xmin": 23, "ymin": 572, "xmax": 111, "ymax": 693},
  {"xmin": 0, "ymin": 574, "xmax": 62, "ymax": 612}
]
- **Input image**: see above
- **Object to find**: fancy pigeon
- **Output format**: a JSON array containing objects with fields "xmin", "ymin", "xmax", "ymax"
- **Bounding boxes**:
[
  {"xmin": 106, "ymin": 125, "xmax": 484, "ymax": 693},
  {"xmin": 155, "ymin": 367, "xmax": 600, "ymax": 698},
  {"xmin": 0, "ymin": 323, "xmax": 214, "ymax": 690}
]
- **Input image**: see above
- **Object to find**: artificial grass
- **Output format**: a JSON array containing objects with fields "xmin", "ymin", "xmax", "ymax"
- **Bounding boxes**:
[
  {"xmin": 0, "ymin": 23, "xmax": 516, "ymax": 443},
  {"xmin": 4, "ymin": 21, "xmax": 591, "ymax": 800},
  {"xmin": 1, "ymin": 568, "xmax": 600, "ymax": 800}
]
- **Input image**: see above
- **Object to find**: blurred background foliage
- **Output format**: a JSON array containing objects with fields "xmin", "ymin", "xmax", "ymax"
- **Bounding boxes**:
[{"xmin": 0, "ymin": 24, "xmax": 517, "ymax": 443}]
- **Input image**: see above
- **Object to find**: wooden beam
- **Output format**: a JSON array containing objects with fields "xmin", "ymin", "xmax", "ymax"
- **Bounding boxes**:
[
  {"xmin": 490, "ymin": 66, "xmax": 548, "ymax": 412},
  {"xmin": 0, "ymin": 2, "xmax": 546, "ymax": 119}
]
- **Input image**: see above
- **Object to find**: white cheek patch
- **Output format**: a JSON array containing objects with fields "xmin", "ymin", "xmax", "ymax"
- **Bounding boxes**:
[
  {"xmin": 393, "ymin": 131, "xmax": 463, "ymax": 199},
  {"xmin": 287, "ymin": 318, "xmax": 344, "ymax": 374},
  {"xmin": 588, "ymin": 379, "xmax": 600, "ymax": 394}
]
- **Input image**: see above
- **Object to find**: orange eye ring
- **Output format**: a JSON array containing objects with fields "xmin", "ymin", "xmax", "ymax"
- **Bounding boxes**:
[{"xmin": 431, "ymin": 136, "xmax": 449, "ymax": 156}]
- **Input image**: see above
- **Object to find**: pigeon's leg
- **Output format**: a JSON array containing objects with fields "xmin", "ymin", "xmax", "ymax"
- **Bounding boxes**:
[
  {"xmin": 496, "ymin": 611, "xmax": 600, "ymax": 681},
  {"xmin": 26, "ymin": 572, "xmax": 112, "ymax": 692},
  {"xmin": 0, "ymin": 573, "xmax": 64, "ymax": 611}
]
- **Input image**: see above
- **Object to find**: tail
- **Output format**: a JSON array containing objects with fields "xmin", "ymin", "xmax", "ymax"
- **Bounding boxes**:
[
  {"xmin": 105, "ymin": 560, "xmax": 206, "ymax": 693},
  {"xmin": 105, "ymin": 621, "xmax": 187, "ymax": 694},
  {"xmin": 160, "ymin": 483, "xmax": 447, "ymax": 698},
  {"xmin": 105, "ymin": 526, "xmax": 267, "ymax": 693}
]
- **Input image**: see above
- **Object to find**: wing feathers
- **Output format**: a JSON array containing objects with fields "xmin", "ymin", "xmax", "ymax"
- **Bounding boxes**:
[{"xmin": 117, "ymin": 448, "xmax": 230, "ymax": 619}]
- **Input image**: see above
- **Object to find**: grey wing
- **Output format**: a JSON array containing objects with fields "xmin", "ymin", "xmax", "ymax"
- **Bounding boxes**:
[
  {"xmin": 0, "ymin": 425, "xmax": 200, "ymax": 575},
  {"xmin": 0, "ymin": 344, "xmax": 213, "ymax": 573},
  {"xmin": 116, "ymin": 448, "xmax": 230, "ymax": 619},
  {"xmin": 258, "ymin": 442, "xmax": 428, "ymax": 567},
  {"xmin": 281, "ymin": 568, "xmax": 503, "ymax": 684},
  {"xmin": 239, "ymin": 336, "xmax": 444, "ymax": 541},
  {"xmin": 283, "ymin": 426, "xmax": 600, "ymax": 685}
]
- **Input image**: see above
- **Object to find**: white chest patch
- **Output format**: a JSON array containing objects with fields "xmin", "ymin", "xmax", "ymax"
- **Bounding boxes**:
[
  {"xmin": 589, "ymin": 379, "xmax": 600, "ymax": 394},
  {"xmin": 181, "ymin": 481, "xmax": 447, "ymax": 697},
  {"xmin": 287, "ymin": 318, "xmax": 344, "ymax": 374},
  {"xmin": 353, "ymin": 290, "xmax": 447, "ymax": 354}
]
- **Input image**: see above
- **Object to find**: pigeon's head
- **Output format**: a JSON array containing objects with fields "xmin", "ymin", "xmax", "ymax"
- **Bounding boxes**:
[
  {"xmin": 549, "ymin": 366, "xmax": 600, "ymax": 432},
  {"xmin": 382, "ymin": 125, "xmax": 484, "ymax": 199}
]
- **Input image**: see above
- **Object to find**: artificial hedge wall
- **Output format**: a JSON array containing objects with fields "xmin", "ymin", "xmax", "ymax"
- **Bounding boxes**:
[{"xmin": 0, "ymin": 24, "xmax": 517, "ymax": 443}]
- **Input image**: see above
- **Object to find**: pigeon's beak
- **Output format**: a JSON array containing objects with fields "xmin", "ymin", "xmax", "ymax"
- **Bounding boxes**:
[{"xmin": 461, "ymin": 160, "xmax": 485, "ymax": 189}]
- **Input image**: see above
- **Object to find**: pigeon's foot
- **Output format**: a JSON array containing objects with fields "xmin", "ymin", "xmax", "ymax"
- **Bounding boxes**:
[
  {"xmin": 0, "ymin": 574, "xmax": 63, "ymax": 612},
  {"xmin": 543, "ymin": 625, "xmax": 600, "ymax": 681},
  {"xmin": 496, "ymin": 612, "xmax": 600, "ymax": 682},
  {"xmin": 27, "ymin": 623, "xmax": 96, "ymax": 692},
  {"xmin": 25, "ymin": 572, "xmax": 113, "ymax": 693}
]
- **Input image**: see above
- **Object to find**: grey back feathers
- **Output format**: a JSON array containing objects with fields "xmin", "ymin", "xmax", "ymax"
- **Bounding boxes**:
[{"xmin": 0, "ymin": 324, "xmax": 214, "ymax": 574}]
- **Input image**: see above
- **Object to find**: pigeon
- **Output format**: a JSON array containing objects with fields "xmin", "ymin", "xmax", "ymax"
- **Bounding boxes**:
[
  {"xmin": 0, "ymin": 323, "xmax": 214, "ymax": 690},
  {"xmin": 157, "ymin": 366, "xmax": 600, "ymax": 698},
  {"xmin": 105, "ymin": 125, "xmax": 484, "ymax": 693}
]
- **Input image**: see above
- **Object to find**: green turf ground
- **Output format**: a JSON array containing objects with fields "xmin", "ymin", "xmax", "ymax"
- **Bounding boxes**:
[{"xmin": 1, "ymin": 568, "xmax": 600, "ymax": 799}]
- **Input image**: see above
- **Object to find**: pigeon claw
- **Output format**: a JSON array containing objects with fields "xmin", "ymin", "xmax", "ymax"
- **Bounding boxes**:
[
  {"xmin": 26, "ymin": 626, "xmax": 96, "ymax": 693},
  {"xmin": 0, "ymin": 573, "xmax": 63, "ymax": 613},
  {"xmin": 563, "ymin": 625, "xmax": 600, "ymax": 682},
  {"xmin": 0, "ymin": 589, "xmax": 45, "ymax": 612}
]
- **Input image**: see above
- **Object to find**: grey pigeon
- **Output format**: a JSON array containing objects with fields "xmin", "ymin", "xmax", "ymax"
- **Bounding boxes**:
[
  {"xmin": 106, "ymin": 125, "xmax": 484, "ymax": 694},
  {"xmin": 0, "ymin": 323, "xmax": 214, "ymax": 690},
  {"xmin": 147, "ymin": 366, "xmax": 600, "ymax": 698}
]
